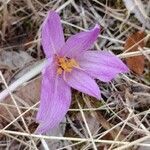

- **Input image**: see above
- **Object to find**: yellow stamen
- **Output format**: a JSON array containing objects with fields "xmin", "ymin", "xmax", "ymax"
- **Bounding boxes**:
[
  {"xmin": 57, "ymin": 57, "xmax": 79, "ymax": 75},
  {"xmin": 57, "ymin": 67, "xmax": 63, "ymax": 75}
]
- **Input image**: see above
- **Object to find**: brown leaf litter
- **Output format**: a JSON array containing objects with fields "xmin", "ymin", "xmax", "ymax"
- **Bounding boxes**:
[{"xmin": 124, "ymin": 31, "xmax": 146, "ymax": 75}]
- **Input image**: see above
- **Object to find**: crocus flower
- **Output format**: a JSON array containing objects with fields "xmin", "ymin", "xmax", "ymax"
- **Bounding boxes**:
[{"xmin": 36, "ymin": 11, "xmax": 129, "ymax": 134}]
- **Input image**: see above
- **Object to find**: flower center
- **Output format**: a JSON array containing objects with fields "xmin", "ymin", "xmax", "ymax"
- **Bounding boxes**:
[{"xmin": 56, "ymin": 56, "xmax": 79, "ymax": 75}]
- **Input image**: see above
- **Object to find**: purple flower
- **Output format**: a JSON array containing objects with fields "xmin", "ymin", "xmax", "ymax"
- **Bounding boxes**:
[{"xmin": 36, "ymin": 11, "xmax": 129, "ymax": 134}]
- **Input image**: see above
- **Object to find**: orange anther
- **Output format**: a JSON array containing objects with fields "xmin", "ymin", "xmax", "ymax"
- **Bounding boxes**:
[{"xmin": 57, "ymin": 57, "xmax": 78, "ymax": 75}]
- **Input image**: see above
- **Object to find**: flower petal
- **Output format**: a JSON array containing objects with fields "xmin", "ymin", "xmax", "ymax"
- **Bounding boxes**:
[
  {"xmin": 36, "ymin": 63, "xmax": 71, "ymax": 134},
  {"xmin": 64, "ymin": 69, "xmax": 101, "ymax": 99},
  {"xmin": 59, "ymin": 24, "xmax": 100, "ymax": 58},
  {"xmin": 78, "ymin": 51, "xmax": 129, "ymax": 82},
  {"xmin": 41, "ymin": 11, "xmax": 65, "ymax": 58}
]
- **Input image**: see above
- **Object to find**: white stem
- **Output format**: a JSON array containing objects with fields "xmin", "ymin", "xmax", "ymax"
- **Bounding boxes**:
[{"xmin": 0, "ymin": 60, "xmax": 46, "ymax": 101}]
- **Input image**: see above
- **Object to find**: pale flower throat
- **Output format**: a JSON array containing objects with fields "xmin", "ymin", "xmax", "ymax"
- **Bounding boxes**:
[{"xmin": 56, "ymin": 56, "xmax": 79, "ymax": 75}]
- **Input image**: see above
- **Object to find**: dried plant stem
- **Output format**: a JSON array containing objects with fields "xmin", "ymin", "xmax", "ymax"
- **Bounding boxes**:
[
  {"xmin": 76, "ymin": 99, "xmax": 97, "ymax": 150},
  {"xmin": 118, "ymin": 49, "xmax": 150, "ymax": 58},
  {"xmin": 0, "ymin": 0, "xmax": 149, "ymax": 149},
  {"xmin": 108, "ymin": 111, "xmax": 133, "ymax": 149},
  {"xmin": 114, "ymin": 135, "xmax": 150, "ymax": 150},
  {"xmin": 83, "ymin": 97, "xmax": 120, "ymax": 139},
  {"xmin": 1, "ymin": 130, "xmax": 150, "ymax": 147},
  {"xmin": 56, "ymin": 0, "xmax": 73, "ymax": 12},
  {"xmin": 0, "ymin": 72, "xmax": 38, "ymax": 150},
  {"xmin": 0, "ymin": 49, "xmax": 150, "ymax": 101},
  {"xmin": 0, "ymin": 60, "xmax": 46, "ymax": 101},
  {"xmin": 0, "ymin": 102, "xmax": 39, "ymax": 132}
]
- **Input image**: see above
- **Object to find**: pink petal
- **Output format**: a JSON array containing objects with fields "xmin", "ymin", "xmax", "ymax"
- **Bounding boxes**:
[
  {"xmin": 64, "ymin": 69, "xmax": 101, "ymax": 99},
  {"xmin": 36, "ymin": 63, "xmax": 71, "ymax": 134},
  {"xmin": 41, "ymin": 11, "xmax": 65, "ymax": 58},
  {"xmin": 78, "ymin": 51, "xmax": 129, "ymax": 82},
  {"xmin": 59, "ymin": 24, "xmax": 100, "ymax": 58}
]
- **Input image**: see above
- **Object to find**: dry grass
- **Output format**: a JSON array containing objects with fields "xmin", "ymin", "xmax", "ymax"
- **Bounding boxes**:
[{"xmin": 0, "ymin": 0, "xmax": 150, "ymax": 149}]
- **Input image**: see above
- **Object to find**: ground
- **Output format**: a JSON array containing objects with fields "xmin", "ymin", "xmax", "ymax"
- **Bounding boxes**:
[{"xmin": 0, "ymin": 0, "xmax": 150, "ymax": 150}]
